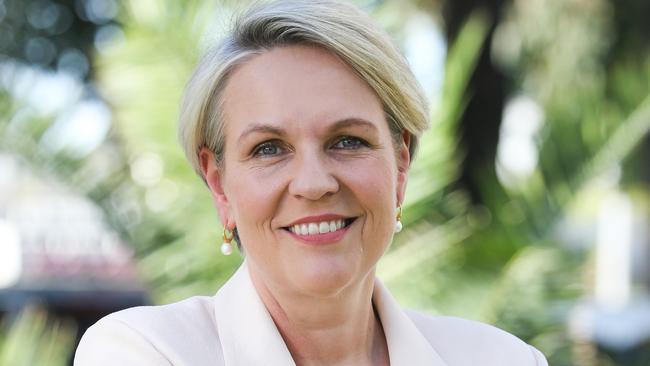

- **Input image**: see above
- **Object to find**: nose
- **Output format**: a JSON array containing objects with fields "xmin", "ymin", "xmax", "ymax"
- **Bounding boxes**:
[{"xmin": 288, "ymin": 151, "xmax": 339, "ymax": 201}]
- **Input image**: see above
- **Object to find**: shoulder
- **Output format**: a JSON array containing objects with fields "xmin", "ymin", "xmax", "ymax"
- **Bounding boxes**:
[
  {"xmin": 74, "ymin": 296, "xmax": 223, "ymax": 366},
  {"xmin": 405, "ymin": 310, "xmax": 548, "ymax": 366}
]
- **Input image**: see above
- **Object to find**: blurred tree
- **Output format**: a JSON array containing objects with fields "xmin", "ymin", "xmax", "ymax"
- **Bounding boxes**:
[
  {"xmin": 442, "ymin": 0, "xmax": 508, "ymax": 207},
  {"xmin": 609, "ymin": 0, "xmax": 650, "ymax": 188},
  {"xmin": 0, "ymin": 0, "xmax": 120, "ymax": 80}
]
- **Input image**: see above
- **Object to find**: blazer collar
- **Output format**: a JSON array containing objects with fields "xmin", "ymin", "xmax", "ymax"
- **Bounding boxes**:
[
  {"xmin": 213, "ymin": 261, "xmax": 447, "ymax": 366},
  {"xmin": 372, "ymin": 279, "xmax": 448, "ymax": 365}
]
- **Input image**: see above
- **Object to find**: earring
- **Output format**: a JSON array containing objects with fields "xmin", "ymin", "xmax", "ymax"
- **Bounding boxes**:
[
  {"xmin": 395, "ymin": 205, "xmax": 403, "ymax": 233},
  {"xmin": 221, "ymin": 227, "xmax": 234, "ymax": 255}
]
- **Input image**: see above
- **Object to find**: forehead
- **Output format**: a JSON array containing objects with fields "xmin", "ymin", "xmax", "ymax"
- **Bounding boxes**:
[{"xmin": 221, "ymin": 45, "xmax": 385, "ymax": 135}]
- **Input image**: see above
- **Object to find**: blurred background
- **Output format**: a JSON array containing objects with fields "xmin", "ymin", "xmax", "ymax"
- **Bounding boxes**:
[{"xmin": 0, "ymin": 0, "xmax": 649, "ymax": 364}]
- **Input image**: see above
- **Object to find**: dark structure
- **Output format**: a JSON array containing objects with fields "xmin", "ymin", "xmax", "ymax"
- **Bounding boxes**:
[{"xmin": 0, "ymin": 153, "xmax": 148, "ymax": 365}]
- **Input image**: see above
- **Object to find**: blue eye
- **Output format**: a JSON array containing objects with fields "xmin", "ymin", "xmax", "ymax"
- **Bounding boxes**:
[
  {"xmin": 333, "ymin": 136, "xmax": 366, "ymax": 149},
  {"xmin": 253, "ymin": 141, "xmax": 284, "ymax": 157}
]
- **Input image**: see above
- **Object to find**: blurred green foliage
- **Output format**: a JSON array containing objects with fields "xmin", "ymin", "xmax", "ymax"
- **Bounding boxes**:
[{"xmin": 0, "ymin": 307, "xmax": 76, "ymax": 366}]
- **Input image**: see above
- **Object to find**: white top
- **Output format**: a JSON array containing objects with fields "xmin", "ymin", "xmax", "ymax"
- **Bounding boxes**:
[{"xmin": 74, "ymin": 262, "xmax": 548, "ymax": 365}]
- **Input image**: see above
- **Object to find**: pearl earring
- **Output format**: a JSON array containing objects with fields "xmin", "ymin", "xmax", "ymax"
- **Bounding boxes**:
[
  {"xmin": 221, "ymin": 227, "xmax": 234, "ymax": 255},
  {"xmin": 395, "ymin": 205, "xmax": 403, "ymax": 233}
]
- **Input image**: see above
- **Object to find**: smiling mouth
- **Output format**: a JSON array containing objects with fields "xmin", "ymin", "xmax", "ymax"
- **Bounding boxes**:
[{"xmin": 283, "ymin": 218, "xmax": 356, "ymax": 236}]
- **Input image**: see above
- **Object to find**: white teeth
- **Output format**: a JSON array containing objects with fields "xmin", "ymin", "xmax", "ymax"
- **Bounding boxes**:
[
  {"xmin": 288, "ymin": 219, "xmax": 352, "ymax": 236},
  {"xmin": 319, "ymin": 222, "xmax": 330, "ymax": 234}
]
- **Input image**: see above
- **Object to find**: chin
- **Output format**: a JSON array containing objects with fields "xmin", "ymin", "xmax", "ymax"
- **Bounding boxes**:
[{"xmin": 289, "ymin": 256, "xmax": 362, "ymax": 297}]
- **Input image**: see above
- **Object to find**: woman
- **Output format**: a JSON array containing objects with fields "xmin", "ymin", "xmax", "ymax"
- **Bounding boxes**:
[{"xmin": 75, "ymin": 1, "xmax": 548, "ymax": 365}]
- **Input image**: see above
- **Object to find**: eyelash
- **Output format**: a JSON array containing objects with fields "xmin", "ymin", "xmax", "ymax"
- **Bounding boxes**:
[
  {"xmin": 252, "ymin": 140, "xmax": 286, "ymax": 157},
  {"xmin": 251, "ymin": 136, "xmax": 369, "ymax": 158},
  {"xmin": 332, "ymin": 136, "xmax": 369, "ymax": 150}
]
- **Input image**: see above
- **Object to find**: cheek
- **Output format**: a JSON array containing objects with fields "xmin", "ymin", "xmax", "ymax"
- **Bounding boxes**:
[
  {"xmin": 347, "ymin": 156, "xmax": 397, "ymax": 202},
  {"xmin": 342, "ymin": 157, "xmax": 398, "ymax": 238},
  {"xmin": 225, "ymin": 168, "xmax": 285, "ymax": 235}
]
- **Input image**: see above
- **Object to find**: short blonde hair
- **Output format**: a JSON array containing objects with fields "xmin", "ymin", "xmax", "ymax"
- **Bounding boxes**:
[{"xmin": 179, "ymin": 0, "xmax": 429, "ymax": 177}]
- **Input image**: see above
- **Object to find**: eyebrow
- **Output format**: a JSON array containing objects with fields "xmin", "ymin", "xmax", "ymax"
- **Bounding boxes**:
[{"xmin": 238, "ymin": 118, "xmax": 379, "ymax": 141}]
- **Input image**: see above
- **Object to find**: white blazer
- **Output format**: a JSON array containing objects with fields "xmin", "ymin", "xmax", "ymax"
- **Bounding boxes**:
[{"xmin": 75, "ymin": 262, "xmax": 548, "ymax": 365}]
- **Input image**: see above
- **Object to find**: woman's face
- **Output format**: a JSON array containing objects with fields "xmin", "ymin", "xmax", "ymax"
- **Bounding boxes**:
[{"xmin": 201, "ymin": 45, "xmax": 410, "ymax": 296}]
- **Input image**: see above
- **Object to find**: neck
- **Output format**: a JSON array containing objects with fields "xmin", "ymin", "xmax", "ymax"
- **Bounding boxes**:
[{"xmin": 249, "ymin": 267, "xmax": 389, "ymax": 366}]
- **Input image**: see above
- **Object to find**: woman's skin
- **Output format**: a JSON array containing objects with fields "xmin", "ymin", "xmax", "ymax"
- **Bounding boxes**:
[{"xmin": 200, "ymin": 45, "xmax": 410, "ymax": 365}]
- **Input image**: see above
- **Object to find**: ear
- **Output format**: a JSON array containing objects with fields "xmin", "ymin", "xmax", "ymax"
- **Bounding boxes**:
[
  {"xmin": 199, "ymin": 147, "xmax": 234, "ymax": 230},
  {"xmin": 396, "ymin": 131, "xmax": 411, "ymax": 206}
]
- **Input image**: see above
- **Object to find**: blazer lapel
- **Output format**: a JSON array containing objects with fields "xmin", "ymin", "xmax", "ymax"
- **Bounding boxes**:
[
  {"xmin": 213, "ymin": 262, "xmax": 447, "ymax": 366},
  {"xmin": 213, "ymin": 261, "xmax": 296, "ymax": 366},
  {"xmin": 373, "ymin": 279, "xmax": 449, "ymax": 366}
]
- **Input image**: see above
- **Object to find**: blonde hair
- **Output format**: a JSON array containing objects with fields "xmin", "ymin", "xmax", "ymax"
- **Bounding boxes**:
[{"xmin": 179, "ymin": 0, "xmax": 429, "ymax": 177}]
